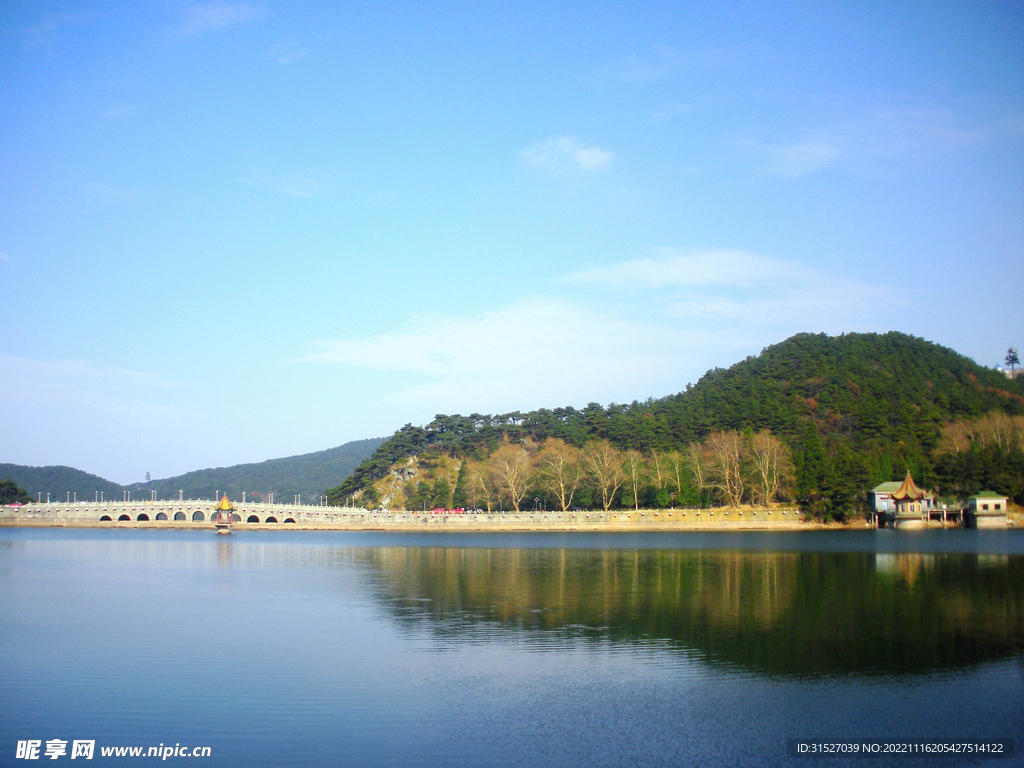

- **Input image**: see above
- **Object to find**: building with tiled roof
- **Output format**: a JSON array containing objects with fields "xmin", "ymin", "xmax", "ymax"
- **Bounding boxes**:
[
  {"xmin": 967, "ymin": 491, "xmax": 1009, "ymax": 528},
  {"xmin": 870, "ymin": 473, "xmax": 936, "ymax": 515}
]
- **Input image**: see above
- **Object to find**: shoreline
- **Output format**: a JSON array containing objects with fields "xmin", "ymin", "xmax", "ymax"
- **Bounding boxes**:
[
  {"xmin": 5, "ymin": 502, "xmax": 1016, "ymax": 532},
  {"xmin": 0, "ymin": 519, "xmax": 875, "ymax": 532}
]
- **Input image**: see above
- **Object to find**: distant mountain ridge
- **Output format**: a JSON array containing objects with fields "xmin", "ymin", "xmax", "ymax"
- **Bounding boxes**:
[
  {"xmin": 0, "ymin": 464, "xmax": 123, "ymax": 502},
  {"xmin": 1, "ymin": 437, "xmax": 385, "ymax": 502}
]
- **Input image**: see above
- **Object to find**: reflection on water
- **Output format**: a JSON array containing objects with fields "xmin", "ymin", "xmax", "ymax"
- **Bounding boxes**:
[
  {"xmin": 2, "ymin": 530, "xmax": 1023, "ymax": 767},
  {"xmin": 362, "ymin": 547, "xmax": 1024, "ymax": 676}
]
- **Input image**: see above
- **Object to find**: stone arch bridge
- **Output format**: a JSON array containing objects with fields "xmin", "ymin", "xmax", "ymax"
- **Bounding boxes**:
[{"xmin": 0, "ymin": 500, "xmax": 366, "ymax": 526}]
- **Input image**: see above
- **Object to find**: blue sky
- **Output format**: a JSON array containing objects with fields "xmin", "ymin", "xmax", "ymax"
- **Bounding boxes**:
[{"xmin": 2, "ymin": 1, "xmax": 1022, "ymax": 483}]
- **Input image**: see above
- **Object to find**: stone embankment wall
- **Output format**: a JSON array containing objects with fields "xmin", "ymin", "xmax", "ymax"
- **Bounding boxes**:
[{"xmin": 0, "ymin": 502, "xmax": 807, "ymax": 530}]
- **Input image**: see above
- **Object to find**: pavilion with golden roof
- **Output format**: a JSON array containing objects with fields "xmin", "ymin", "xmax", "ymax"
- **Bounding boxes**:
[
  {"xmin": 870, "ymin": 471, "xmax": 939, "ymax": 528},
  {"xmin": 211, "ymin": 495, "xmax": 238, "ymax": 532}
]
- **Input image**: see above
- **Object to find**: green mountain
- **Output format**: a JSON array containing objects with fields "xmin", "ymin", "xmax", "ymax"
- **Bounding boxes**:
[
  {"xmin": 0, "ymin": 464, "xmax": 124, "ymax": 502},
  {"xmin": 126, "ymin": 437, "xmax": 386, "ymax": 501},
  {"xmin": 2, "ymin": 437, "xmax": 385, "ymax": 503},
  {"xmin": 330, "ymin": 332, "xmax": 1024, "ymax": 515}
]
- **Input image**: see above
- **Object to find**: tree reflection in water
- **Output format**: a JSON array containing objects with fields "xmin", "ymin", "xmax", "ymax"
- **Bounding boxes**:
[{"xmin": 361, "ymin": 547, "xmax": 1024, "ymax": 677}]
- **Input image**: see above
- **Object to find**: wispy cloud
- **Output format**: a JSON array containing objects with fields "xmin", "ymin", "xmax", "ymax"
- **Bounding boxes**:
[
  {"xmin": 266, "ymin": 42, "xmax": 305, "ymax": 64},
  {"xmin": 0, "ymin": 251, "xmax": 11, "ymax": 262},
  {"xmin": 594, "ymin": 46, "xmax": 732, "ymax": 84},
  {"xmin": 300, "ymin": 247, "xmax": 892, "ymax": 415},
  {"xmin": 20, "ymin": 12, "xmax": 93, "ymax": 47},
  {"xmin": 567, "ymin": 248, "xmax": 803, "ymax": 288},
  {"xmin": 245, "ymin": 175, "xmax": 325, "ymax": 199},
  {"xmin": 746, "ymin": 104, "xmax": 1003, "ymax": 177},
  {"xmin": 103, "ymin": 105, "xmax": 132, "ymax": 120},
  {"xmin": 568, "ymin": 248, "xmax": 891, "ymax": 327},
  {"xmin": 520, "ymin": 136, "xmax": 613, "ymax": 174},
  {"xmin": 301, "ymin": 297, "xmax": 695, "ymax": 412},
  {"xmin": 83, "ymin": 182, "xmax": 140, "ymax": 201},
  {"xmin": 745, "ymin": 139, "xmax": 840, "ymax": 177},
  {"xmin": 182, "ymin": 2, "xmax": 268, "ymax": 34},
  {"xmin": 0, "ymin": 356, "xmax": 180, "ymax": 421},
  {"xmin": 0, "ymin": 357, "xmax": 192, "ymax": 482}
]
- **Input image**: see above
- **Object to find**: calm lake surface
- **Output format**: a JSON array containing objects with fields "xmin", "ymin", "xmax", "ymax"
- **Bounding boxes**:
[{"xmin": 1, "ymin": 529, "xmax": 1022, "ymax": 767}]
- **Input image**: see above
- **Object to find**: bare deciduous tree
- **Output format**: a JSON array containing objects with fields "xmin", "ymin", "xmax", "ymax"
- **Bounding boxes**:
[
  {"xmin": 937, "ymin": 414, "xmax": 1024, "ymax": 456},
  {"xmin": 488, "ymin": 441, "xmax": 533, "ymax": 512},
  {"xmin": 536, "ymin": 438, "xmax": 582, "ymax": 511},
  {"xmin": 747, "ymin": 430, "xmax": 794, "ymax": 505},
  {"xmin": 583, "ymin": 439, "xmax": 626, "ymax": 511},
  {"xmin": 685, "ymin": 443, "xmax": 707, "ymax": 494},
  {"xmin": 465, "ymin": 460, "xmax": 494, "ymax": 512},
  {"xmin": 705, "ymin": 431, "xmax": 745, "ymax": 506},
  {"xmin": 938, "ymin": 421, "xmax": 973, "ymax": 455},
  {"xmin": 624, "ymin": 449, "xmax": 644, "ymax": 510}
]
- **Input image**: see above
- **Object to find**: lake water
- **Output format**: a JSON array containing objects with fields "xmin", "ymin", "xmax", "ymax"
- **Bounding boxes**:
[{"xmin": 1, "ymin": 529, "xmax": 1022, "ymax": 767}]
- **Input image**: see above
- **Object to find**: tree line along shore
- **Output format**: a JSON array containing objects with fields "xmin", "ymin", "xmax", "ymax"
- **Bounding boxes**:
[{"xmin": 327, "ymin": 333, "xmax": 1024, "ymax": 520}]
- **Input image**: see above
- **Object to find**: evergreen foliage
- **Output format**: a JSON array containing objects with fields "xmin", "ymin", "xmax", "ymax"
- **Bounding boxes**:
[
  {"xmin": 328, "ymin": 332, "xmax": 1024, "ymax": 516},
  {"xmin": 0, "ymin": 479, "xmax": 33, "ymax": 504},
  {"xmin": 0, "ymin": 464, "xmax": 123, "ymax": 501}
]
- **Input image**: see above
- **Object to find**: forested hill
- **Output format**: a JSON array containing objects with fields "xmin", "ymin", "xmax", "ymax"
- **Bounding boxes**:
[
  {"xmin": 125, "ymin": 437, "xmax": 386, "ymax": 501},
  {"xmin": 652, "ymin": 331, "xmax": 1022, "ymax": 446},
  {"xmin": 0, "ymin": 464, "xmax": 123, "ymax": 502},
  {"xmin": 329, "ymin": 332, "xmax": 1024, "ymax": 513},
  {"xmin": 3, "ymin": 437, "xmax": 385, "ymax": 502}
]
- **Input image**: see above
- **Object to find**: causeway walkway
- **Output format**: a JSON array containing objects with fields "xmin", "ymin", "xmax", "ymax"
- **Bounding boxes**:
[{"xmin": 1, "ymin": 502, "xmax": 812, "ymax": 530}]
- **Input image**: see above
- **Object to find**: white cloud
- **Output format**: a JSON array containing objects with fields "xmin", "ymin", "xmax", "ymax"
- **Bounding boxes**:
[
  {"xmin": 0, "ymin": 357, "xmax": 199, "ymax": 484},
  {"xmin": 747, "ymin": 139, "xmax": 840, "ymax": 177},
  {"xmin": 0, "ymin": 356, "xmax": 178, "ymax": 415},
  {"xmin": 594, "ymin": 46, "xmax": 732, "ymax": 84},
  {"xmin": 746, "ymin": 104, "xmax": 1004, "ymax": 178},
  {"xmin": 266, "ymin": 43, "xmax": 306, "ymax": 64},
  {"xmin": 566, "ymin": 248, "xmax": 803, "ymax": 288},
  {"xmin": 848, "ymin": 106, "xmax": 987, "ymax": 157},
  {"xmin": 521, "ymin": 136, "xmax": 613, "ymax": 173},
  {"xmin": 103, "ymin": 105, "xmax": 131, "ymax": 120},
  {"xmin": 569, "ymin": 248, "xmax": 891, "ymax": 325},
  {"xmin": 300, "ymin": 297, "xmax": 703, "ymax": 412},
  {"xmin": 20, "ymin": 12, "xmax": 93, "ymax": 47},
  {"xmin": 83, "ymin": 182, "xmax": 140, "ymax": 201},
  {"xmin": 300, "ymin": 248, "xmax": 894, "ymax": 416},
  {"xmin": 183, "ymin": 2, "xmax": 268, "ymax": 34},
  {"xmin": 245, "ymin": 175, "xmax": 325, "ymax": 198}
]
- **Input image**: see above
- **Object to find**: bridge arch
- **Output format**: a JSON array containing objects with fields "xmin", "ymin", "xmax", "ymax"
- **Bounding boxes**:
[
  {"xmin": 192, "ymin": 511, "xmax": 205, "ymax": 522},
  {"xmin": 231, "ymin": 513, "xmax": 241, "ymax": 522},
  {"xmin": 174, "ymin": 511, "xmax": 186, "ymax": 521},
  {"xmin": 155, "ymin": 512, "xmax": 167, "ymax": 521},
  {"xmin": 284, "ymin": 518, "xmax": 296, "ymax": 524},
  {"xmin": 265, "ymin": 516, "xmax": 278, "ymax": 523},
  {"xmin": 246, "ymin": 515, "xmax": 259, "ymax": 523},
  {"xmin": 118, "ymin": 514, "xmax": 131, "ymax": 521},
  {"xmin": 100, "ymin": 515, "xmax": 112, "ymax": 521},
  {"xmin": 136, "ymin": 514, "xmax": 150, "ymax": 521}
]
